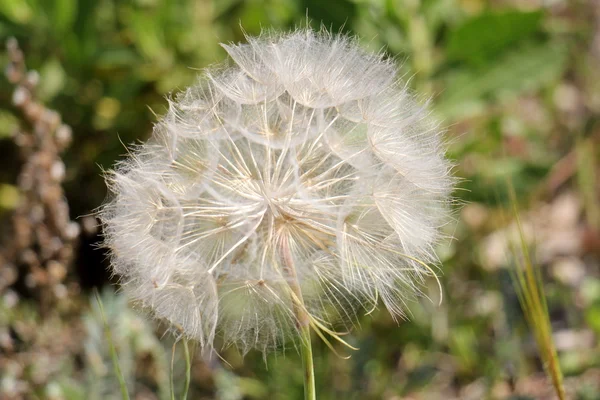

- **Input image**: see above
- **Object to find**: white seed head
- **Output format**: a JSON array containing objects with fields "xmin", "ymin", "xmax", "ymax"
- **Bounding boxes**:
[{"xmin": 100, "ymin": 29, "xmax": 454, "ymax": 354}]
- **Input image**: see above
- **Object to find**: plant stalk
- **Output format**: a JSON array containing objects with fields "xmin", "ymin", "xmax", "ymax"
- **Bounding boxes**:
[
  {"xmin": 300, "ymin": 321, "xmax": 316, "ymax": 400},
  {"xmin": 281, "ymin": 235, "xmax": 316, "ymax": 400}
]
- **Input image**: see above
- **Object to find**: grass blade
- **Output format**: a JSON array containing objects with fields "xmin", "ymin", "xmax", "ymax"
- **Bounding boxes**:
[
  {"xmin": 93, "ymin": 289, "xmax": 131, "ymax": 400},
  {"xmin": 505, "ymin": 180, "xmax": 566, "ymax": 400}
]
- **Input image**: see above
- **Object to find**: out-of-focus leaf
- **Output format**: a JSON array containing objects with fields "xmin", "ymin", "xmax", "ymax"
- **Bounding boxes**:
[
  {"xmin": 479, "ymin": 158, "xmax": 525, "ymax": 180},
  {"xmin": 302, "ymin": 0, "xmax": 356, "ymax": 32},
  {"xmin": 59, "ymin": 380, "xmax": 86, "ymax": 400},
  {"xmin": 38, "ymin": 58, "xmax": 66, "ymax": 101},
  {"xmin": 581, "ymin": 279, "xmax": 600, "ymax": 305},
  {"xmin": 96, "ymin": 48, "xmax": 141, "ymax": 69},
  {"xmin": 0, "ymin": 110, "xmax": 18, "ymax": 138},
  {"xmin": 0, "ymin": 0, "xmax": 33, "ymax": 23},
  {"xmin": 156, "ymin": 65, "xmax": 195, "ymax": 93},
  {"xmin": 237, "ymin": 2, "xmax": 270, "ymax": 34},
  {"xmin": 238, "ymin": 376, "xmax": 269, "ymax": 398},
  {"xmin": 446, "ymin": 10, "xmax": 543, "ymax": 66},
  {"xmin": 128, "ymin": 11, "xmax": 169, "ymax": 62},
  {"xmin": 0, "ymin": 183, "xmax": 19, "ymax": 210},
  {"xmin": 437, "ymin": 41, "xmax": 568, "ymax": 119},
  {"xmin": 586, "ymin": 306, "xmax": 600, "ymax": 334},
  {"xmin": 449, "ymin": 326, "xmax": 478, "ymax": 371},
  {"xmin": 230, "ymin": 0, "xmax": 296, "ymax": 33},
  {"xmin": 386, "ymin": 0, "xmax": 414, "ymax": 25},
  {"xmin": 212, "ymin": 0, "xmax": 242, "ymax": 19},
  {"xmin": 68, "ymin": 0, "xmax": 102, "ymax": 65},
  {"xmin": 134, "ymin": 0, "xmax": 159, "ymax": 6},
  {"xmin": 51, "ymin": 0, "xmax": 77, "ymax": 33},
  {"xmin": 422, "ymin": 0, "xmax": 462, "ymax": 33}
]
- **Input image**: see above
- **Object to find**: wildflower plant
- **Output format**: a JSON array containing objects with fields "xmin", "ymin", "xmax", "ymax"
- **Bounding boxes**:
[{"xmin": 100, "ymin": 29, "xmax": 453, "ymax": 398}]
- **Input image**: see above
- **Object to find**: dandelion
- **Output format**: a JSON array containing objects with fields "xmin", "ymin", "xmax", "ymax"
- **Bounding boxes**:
[{"xmin": 100, "ymin": 29, "xmax": 453, "ymax": 396}]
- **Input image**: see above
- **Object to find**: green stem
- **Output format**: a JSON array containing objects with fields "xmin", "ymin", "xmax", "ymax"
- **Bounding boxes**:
[
  {"xmin": 300, "ymin": 322, "xmax": 316, "ymax": 400},
  {"xmin": 181, "ymin": 339, "xmax": 191, "ymax": 400},
  {"xmin": 280, "ymin": 235, "xmax": 316, "ymax": 400}
]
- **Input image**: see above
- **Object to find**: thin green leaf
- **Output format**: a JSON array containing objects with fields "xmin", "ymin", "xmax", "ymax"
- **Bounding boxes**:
[
  {"xmin": 505, "ymin": 180, "xmax": 566, "ymax": 400},
  {"xmin": 93, "ymin": 289, "xmax": 131, "ymax": 400}
]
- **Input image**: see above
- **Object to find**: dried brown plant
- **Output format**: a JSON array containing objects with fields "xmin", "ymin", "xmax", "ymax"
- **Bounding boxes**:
[{"xmin": 0, "ymin": 38, "xmax": 80, "ymax": 310}]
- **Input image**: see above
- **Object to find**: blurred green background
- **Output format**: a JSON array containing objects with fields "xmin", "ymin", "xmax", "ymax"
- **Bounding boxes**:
[{"xmin": 1, "ymin": 0, "xmax": 599, "ymax": 399}]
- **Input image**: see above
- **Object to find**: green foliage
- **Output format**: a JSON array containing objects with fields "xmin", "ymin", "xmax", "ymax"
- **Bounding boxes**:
[
  {"xmin": 446, "ymin": 10, "xmax": 544, "ymax": 67},
  {"xmin": 438, "ymin": 41, "xmax": 568, "ymax": 120}
]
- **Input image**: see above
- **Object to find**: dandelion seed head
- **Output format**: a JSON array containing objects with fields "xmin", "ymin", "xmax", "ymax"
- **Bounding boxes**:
[{"xmin": 100, "ymin": 29, "xmax": 454, "ymax": 354}]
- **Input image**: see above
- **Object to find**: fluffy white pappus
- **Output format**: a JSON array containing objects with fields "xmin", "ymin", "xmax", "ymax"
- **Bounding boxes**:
[{"xmin": 99, "ymin": 29, "xmax": 454, "ymax": 354}]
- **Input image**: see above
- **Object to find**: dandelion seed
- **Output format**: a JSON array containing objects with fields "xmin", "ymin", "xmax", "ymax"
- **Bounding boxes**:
[{"xmin": 100, "ymin": 29, "xmax": 454, "ymax": 355}]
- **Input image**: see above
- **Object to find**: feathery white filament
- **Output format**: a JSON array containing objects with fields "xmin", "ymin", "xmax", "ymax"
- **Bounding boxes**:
[{"xmin": 100, "ymin": 29, "xmax": 453, "ymax": 354}]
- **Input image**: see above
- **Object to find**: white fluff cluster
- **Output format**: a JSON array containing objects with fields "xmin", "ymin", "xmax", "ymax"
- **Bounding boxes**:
[{"xmin": 101, "ymin": 30, "xmax": 453, "ymax": 353}]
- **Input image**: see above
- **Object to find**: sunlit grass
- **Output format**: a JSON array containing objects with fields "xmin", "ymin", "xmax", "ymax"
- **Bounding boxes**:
[{"xmin": 505, "ymin": 181, "xmax": 566, "ymax": 400}]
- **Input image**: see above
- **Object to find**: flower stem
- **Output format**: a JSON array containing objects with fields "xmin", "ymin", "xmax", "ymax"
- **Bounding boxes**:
[
  {"xmin": 300, "ymin": 321, "xmax": 316, "ymax": 400},
  {"xmin": 281, "ymin": 235, "xmax": 316, "ymax": 400}
]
